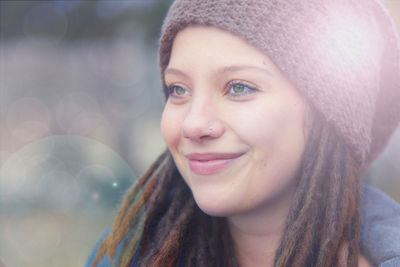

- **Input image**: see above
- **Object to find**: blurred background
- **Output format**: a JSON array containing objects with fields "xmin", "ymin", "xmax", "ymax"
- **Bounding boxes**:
[{"xmin": 0, "ymin": 1, "xmax": 399, "ymax": 266}]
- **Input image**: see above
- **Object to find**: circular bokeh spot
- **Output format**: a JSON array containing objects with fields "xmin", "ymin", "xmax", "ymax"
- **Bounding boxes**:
[{"xmin": 0, "ymin": 135, "xmax": 137, "ymax": 266}]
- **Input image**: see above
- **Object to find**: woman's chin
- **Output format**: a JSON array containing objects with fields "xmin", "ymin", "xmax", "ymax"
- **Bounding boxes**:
[
  {"xmin": 197, "ymin": 203, "xmax": 235, "ymax": 217},
  {"xmin": 192, "ymin": 192, "xmax": 240, "ymax": 217}
]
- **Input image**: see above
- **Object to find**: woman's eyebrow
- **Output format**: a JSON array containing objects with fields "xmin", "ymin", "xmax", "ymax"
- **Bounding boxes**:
[
  {"xmin": 164, "ymin": 68, "xmax": 190, "ymax": 79},
  {"xmin": 218, "ymin": 65, "xmax": 274, "ymax": 77}
]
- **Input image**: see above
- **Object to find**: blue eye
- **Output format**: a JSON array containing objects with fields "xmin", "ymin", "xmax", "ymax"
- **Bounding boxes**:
[
  {"xmin": 168, "ymin": 85, "xmax": 190, "ymax": 97},
  {"xmin": 227, "ymin": 80, "xmax": 258, "ymax": 97}
]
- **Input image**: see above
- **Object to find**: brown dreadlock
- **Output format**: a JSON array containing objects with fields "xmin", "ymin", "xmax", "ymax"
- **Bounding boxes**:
[{"xmin": 91, "ymin": 107, "xmax": 361, "ymax": 267}]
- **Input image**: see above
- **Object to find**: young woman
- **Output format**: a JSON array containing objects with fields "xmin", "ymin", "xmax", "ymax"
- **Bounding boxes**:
[{"xmin": 88, "ymin": 0, "xmax": 400, "ymax": 266}]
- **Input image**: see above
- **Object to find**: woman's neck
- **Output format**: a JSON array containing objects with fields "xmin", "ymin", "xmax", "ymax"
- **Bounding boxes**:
[
  {"xmin": 229, "ymin": 222, "xmax": 281, "ymax": 267},
  {"xmin": 227, "ymin": 190, "xmax": 293, "ymax": 267}
]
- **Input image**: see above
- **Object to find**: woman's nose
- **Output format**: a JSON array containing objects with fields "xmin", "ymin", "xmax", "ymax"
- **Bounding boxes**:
[{"xmin": 182, "ymin": 101, "xmax": 225, "ymax": 143}]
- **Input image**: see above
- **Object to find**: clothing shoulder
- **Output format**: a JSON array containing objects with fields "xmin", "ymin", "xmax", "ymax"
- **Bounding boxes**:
[
  {"xmin": 86, "ymin": 186, "xmax": 400, "ymax": 266},
  {"xmin": 361, "ymin": 184, "xmax": 400, "ymax": 267}
]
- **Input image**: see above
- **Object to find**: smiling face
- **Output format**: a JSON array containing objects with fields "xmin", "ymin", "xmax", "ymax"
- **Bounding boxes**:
[{"xmin": 161, "ymin": 26, "xmax": 308, "ymax": 218}]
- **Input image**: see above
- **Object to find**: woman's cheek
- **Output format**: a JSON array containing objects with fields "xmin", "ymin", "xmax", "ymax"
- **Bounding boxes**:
[
  {"xmin": 161, "ymin": 105, "xmax": 182, "ymax": 148},
  {"xmin": 231, "ymin": 104, "xmax": 278, "ymax": 143}
]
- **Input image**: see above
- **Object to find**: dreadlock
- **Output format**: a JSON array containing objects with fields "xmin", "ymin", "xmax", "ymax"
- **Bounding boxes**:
[
  {"xmin": 273, "ymin": 109, "xmax": 361, "ymax": 266},
  {"xmin": 92, "ymin": 109, "xmax": 361, "ymax": 267}
]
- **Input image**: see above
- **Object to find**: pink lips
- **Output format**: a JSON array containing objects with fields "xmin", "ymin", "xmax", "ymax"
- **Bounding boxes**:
[{"xmin": 186, "ymin": 152, "xmax": 244, "ymax": 175}]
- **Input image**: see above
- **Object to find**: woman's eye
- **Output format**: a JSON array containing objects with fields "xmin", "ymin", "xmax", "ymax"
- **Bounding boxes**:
[
  {"xmin": 168, "ymin": 85, "xmax": 189, "ymax": 97},
  {"xmin": 227, "ymin": 81, "xmax": 258, "ymax": 97}
]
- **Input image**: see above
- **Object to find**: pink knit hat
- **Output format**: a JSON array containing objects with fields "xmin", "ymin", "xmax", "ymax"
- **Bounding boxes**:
[{"xmin": 159, "ymin": 0, "xmax": 400, "ymax": 166}]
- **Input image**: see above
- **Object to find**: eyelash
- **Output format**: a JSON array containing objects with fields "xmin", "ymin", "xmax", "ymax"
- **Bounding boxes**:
[
  {"xmin": 165, "ymin": 80, "xmax": 259, "ymax": 99},
  {"xmin": 166, "ymin": 84, "xmax": 190, "ymax": 98},
  {"xmin": 225, "ymin": 80, "xmax": 258, "ymax": 97}
]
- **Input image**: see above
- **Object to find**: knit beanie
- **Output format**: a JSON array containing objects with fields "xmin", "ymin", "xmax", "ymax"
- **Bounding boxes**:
[{"xmin": 159, "ymin": 0, "xmax": 400, "ymax": 166}]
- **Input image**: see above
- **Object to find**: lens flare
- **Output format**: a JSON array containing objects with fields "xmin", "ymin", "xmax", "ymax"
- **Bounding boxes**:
[{"xmin": 314, "ymin": 6, "xmax": 384, "ymax": 77}]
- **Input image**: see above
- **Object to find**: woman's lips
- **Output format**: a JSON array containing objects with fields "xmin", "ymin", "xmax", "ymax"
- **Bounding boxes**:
[{"xmin": 186, "ymin": 152, "xmax": 244, "ymax": 175}]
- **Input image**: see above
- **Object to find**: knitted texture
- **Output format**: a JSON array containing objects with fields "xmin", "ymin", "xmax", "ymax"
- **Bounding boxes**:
[{"xmin": 159, "ymin": 0, "xmax": 400, "ymax": 166}]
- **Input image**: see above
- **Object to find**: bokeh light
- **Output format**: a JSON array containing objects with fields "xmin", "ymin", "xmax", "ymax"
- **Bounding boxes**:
[
  {"xmin": 55, "ymin": 92, "xmax": 100, "ymax": 130},
  {"xmin": 0, "ymin": 136, "xmax": 136, "ymax": 266},
  {"xmin": 6, "ymin": 97, "xmax": 51, "ymax": 144}
]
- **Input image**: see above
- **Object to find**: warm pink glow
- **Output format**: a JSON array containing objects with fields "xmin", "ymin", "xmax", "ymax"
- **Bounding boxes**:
[{"xmin": 314, "ymin": 7, "xmax": 384, "ymax": 76}]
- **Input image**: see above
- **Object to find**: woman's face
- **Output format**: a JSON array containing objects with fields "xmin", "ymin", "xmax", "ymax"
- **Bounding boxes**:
[{"xmin": 161, "ymin": 26, "xmax": 308, "ymax": 218}]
